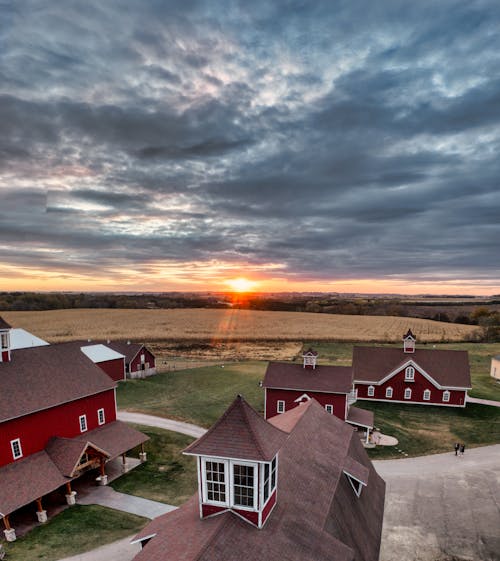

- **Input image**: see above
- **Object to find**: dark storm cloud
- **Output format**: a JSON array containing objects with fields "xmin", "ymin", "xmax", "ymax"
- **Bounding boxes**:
[{"xmin": 1, "ymin": 0, "xmax": 500, "ymax": 288}]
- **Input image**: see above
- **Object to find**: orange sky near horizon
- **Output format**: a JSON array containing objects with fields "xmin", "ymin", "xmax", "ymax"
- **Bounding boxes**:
[{"xmin": 0, "ymin": 263, "xmax": 498, "ymax": 296}]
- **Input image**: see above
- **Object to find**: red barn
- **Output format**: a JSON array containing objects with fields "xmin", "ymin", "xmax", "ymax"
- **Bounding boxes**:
[
  {"xmin": 0, "ymin": 318, "xmax": 148, "ymax": 542},
  {"xmin": 132, "ymin": 396, "xmax": 386, "ymax": 561},
  {"xmin": 80, "ymin": 343, "xmax": 126, "ymax": 382},
  {"xmin": 103, "ymin": 341, "xmax": 156, "ymax": 378},
  {"xmin": 263, "ymin": 349, "xmax": 374, "ymax": 442},
  {"xmin": 353, "ymin": 330, "xmax": 471, "ymax": 407}
]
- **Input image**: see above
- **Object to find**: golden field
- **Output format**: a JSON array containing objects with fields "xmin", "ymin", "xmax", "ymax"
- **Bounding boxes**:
[{"xmin": 3, "ymin": 308, "xmax": 479, "ymax": 344}]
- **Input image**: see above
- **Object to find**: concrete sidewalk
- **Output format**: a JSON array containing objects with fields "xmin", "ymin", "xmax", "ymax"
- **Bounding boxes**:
[
  {"xmin": 117, "ymin": 411, "xmax": 206, "ymax": 438},
  {"xmin": 78, "ymin": 485, "xmax": 177, "ymax": 519},
  {"xmin": 467, "ymin": 395, "xmax": 500, "ymax": 407},
  {"xmin": 58, "ymin": 534, "xmax": 141, "ymax": 561}
]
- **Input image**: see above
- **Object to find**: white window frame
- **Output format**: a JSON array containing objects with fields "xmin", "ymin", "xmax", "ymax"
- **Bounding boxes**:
[
  {"xmin": 97, "ymin": 408, "xmax": 105, "ymax": 425},
  {"xmin": 423, "ymin": 389, "xmax": 431, "ymax": 401},
  {"xmin": 79, "ymin": 414, "xmax": 88, "ymax": 433},
  {"xmin": 140, "ymin": 353, "xmax": 145, "ymax": 363},
  {"xmin": 277, "ymin": 400, "xmax": 285, "ymax": 414},
  {"xmin": 442, "ymin": 390, "xmax": 450, "ymax": 402},
  {"xmin": 10, "ymin": 438, "xmax": 23, "ymax": 460},
  {"xmin": 404, "ymin": 388, "xmax": 412, "ymax": 400},
  {"xmin": 325, "ymin": 404, "xmax": 333, "ymax": 414},
  {"xmin": 201, "ymin": 458, "xmax": 229, "ymax": 507},
  {"xmin": 405, "ymin": 366, "xmax": 415, "ymax": 381},
  {"xmin": 0, "ymin": 332, "xmax": 9, "ymax": 349},
  {"xmin": 367, "ymin": 385, "xmax": 375, "ymax": 397},
  {"xmin": 230, "ymin": 460, "xmax": 258, "ymax": 511},
  {"xmin": 385, "ymin": 387, "xmax": 393, "ymax": 398}
]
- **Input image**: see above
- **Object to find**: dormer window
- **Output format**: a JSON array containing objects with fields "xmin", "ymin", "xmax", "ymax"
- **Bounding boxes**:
[
  {"xmin": 184, "ymin": 395, "xmax": 285, "ymax": 529},
  {"xmin": 405, "ymin": 366, "xmax": 415, "ymax": 381}
]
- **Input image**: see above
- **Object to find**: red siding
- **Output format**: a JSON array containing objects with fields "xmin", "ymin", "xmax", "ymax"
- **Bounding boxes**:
[
  {"xmin": 261, "ymin": 489, "xmax": 277, "ymax": 526},
  {"xmin": 233, "ymin": 507, "xmax": 259, "ymax": 526},
  {"xmin": 355, "ymin": 367, "xmax": 467, "ymax": 406},
  {"xmin": 1, "ymin": 350, "xmax": 9, "ymax": 362},
  {"xmin": 0, "ymin": 389, "xmax": 116, "ymax": 467},
  {"xmin": 129, "ymin": 347, "xmax": 155, "ymax": 374},
  {"xmin": 265, "ymin": 388, "xmax": 347, "ymax": 421},
  {"xmin": 97, "ymin": 358, "xmax": 125, "ymax": 382},
  {"xmin": 201, "ymin": 504, "xmax": 226, "ymax": 518}
]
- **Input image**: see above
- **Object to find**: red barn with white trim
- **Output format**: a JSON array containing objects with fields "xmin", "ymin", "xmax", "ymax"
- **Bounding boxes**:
[
  {"xmin": 262, "ymin": 349, "xmax": 374, "ymax": 441},
  {"xmin": 353, "ymin": 330, "xmax": 471, "ymax": 407},
  {"xmin": 0, "ymin": 318, "xmax": 148, "ymax": 542}
]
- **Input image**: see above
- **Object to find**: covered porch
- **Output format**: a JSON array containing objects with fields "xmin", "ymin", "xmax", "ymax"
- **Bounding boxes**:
[{"xmin": 1, "ymin": 421, "xmax": 148, "ymax": 542}]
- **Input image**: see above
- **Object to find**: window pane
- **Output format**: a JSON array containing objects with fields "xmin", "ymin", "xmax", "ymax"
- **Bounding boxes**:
[
  {"xmin": 233, "ymin": 464, "xmax": 255, "ymax": 508},
  {"xmin": 205, "ymin": 461, "xmax": 226, "ymax": 503}
]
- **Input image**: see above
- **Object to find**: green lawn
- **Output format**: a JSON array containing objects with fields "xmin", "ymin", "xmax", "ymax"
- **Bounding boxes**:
[
  {"xmin": 2, "ymin": 505, "xmax": 147, "ymax": 561},
  {"xmin": 111, "ymin": 426, "xmax": 198, "ymax": 505},
  {"xmin": 361, "ymin": 401, "xmax": 500, "ymax": 459},
  {"xmin": 117, "ymin": 361, "xmax": 266, "ymax": 426}
]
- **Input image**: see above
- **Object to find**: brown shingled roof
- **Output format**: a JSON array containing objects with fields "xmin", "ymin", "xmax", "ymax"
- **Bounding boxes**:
[
  {"xmin": 346, "ymin": 406, "xmax": 374, "ymax": 429},
  {"xmin": 0, "ymin": 421, "xmax": 148, "ymax": 516},
  {"xmin": 0, "ymin": 451, "xmax": 68, "ymax": 516},
  {"xmin": 135, "ymin": 399, "xmax": 385, "ymax": 561},
  {"xmin": 0, "ymin": 344, "xmax": 116, "ymax": 422},
  {"xmin": 263, "ymin": 361, "xmax": 353, "ymax": 393},
  {"xmin": 184, "ymin": 395, "xmax": 287, "ymax": 462},
  {"xmin": 352, "ymin": 346, "xmax": 471, "ymax": 388},
  {"xmin": 0, "ymin": 316, "xmax": 12, "ymax": 330},
  {"xmin": 99, "ymin": 341, "xmax": 145, "ymax": 365}
]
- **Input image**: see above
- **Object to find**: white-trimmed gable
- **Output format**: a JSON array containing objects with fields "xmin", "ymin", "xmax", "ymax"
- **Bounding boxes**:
[
  {"xmin": 359, "ymin": 359, "xmax": 450, "ymax": 390},
  {"xmin": 293, "ymin": 393, "xmax": 312, "ymax": 403}
]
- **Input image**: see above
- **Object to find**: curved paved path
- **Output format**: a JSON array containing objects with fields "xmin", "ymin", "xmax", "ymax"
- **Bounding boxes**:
[
  {"xmin": 117, "ymin": 411, "xmax": 206, "ymax": 438},
  {"xmin": 60, "ymin": 413, "xmax": 500, "ymax": 561},
  {"xmin": 467, "ymin": 395, "xmax": 500, "ymax": 407}
]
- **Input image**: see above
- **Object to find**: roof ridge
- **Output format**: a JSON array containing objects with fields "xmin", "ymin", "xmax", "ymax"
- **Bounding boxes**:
[
  {"xmin": 194, "ymin": 511, "xmax": 232, "ymax": 561},
  {"xmin": 240, "ymin": 397, "xmax": 267, "ymax": 460}
]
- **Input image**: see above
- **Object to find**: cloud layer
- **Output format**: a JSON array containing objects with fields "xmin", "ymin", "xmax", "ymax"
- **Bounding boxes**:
[{"xmin": 1, "ymin": 0, "xmax": 500, "ymax": 293}]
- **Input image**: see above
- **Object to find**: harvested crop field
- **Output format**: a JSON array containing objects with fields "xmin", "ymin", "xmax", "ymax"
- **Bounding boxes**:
[{"xmin": 4, "ymin": 308, "xmax": 479, "ymax": 344}]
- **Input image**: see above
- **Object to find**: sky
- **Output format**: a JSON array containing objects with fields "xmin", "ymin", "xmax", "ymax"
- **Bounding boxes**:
[{"xmin": 1, "ymin": 0, "xmax": 500, "ymax": 295}]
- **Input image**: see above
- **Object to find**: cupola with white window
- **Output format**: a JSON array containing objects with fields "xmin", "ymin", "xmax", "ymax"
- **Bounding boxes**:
[
  {"xmin": 403, "ymin": 329, "xmax": 416, "ymax": 353},
  {"xmin": 183, "ymin": 395, "xmax": 286, "ymax": 529},
  {"xmin": 302, "ymin": 348, "xmax": 318, "ymax": 369},
  {"xmin": 0, "ymin": 317, "xmax": 12, "ymax": 363}
]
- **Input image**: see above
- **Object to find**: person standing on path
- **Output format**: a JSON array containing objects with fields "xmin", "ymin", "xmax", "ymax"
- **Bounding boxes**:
[
  {"xmin": 454, "ymin": 442, "xmax": 460, "ymax": 456},
  {"xmin": 459, "ymin": 443, "xmax": 465, "ymax": 456}
]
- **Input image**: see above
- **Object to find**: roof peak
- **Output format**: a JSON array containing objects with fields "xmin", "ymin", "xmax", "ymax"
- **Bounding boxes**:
[
  {"xmin": 183, "ymin": 395, "xmax": 287, "ymax": 462},
  {"xmin": 0, "ymin": 316, "xmax": 12, "ymax": 330}
]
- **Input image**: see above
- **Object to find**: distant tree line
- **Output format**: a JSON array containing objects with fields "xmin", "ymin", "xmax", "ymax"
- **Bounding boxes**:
[{"xmin": 1, "ymin": 291, "xmax": 499, "ymax": 341}]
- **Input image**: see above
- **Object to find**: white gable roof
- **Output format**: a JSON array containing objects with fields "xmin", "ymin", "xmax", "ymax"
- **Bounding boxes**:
[
  {"xmin": 10, "ymin": 328, "xmax": 50, "ymax": 350},
  {"xmin": 80, "ymin": 344, "xmax": 125, "ymax": 363}
]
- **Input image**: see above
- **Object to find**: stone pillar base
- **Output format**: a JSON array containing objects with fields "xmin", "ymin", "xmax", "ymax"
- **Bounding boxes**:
[
  {"xmin": 65, "ymin": 491, "xmax": 77, "ymax": 505},
  {"xmin": 139, "ymin": 452, "xmax": 147, "ymax": 462},
  {"xmin": 37, "ymin": 510, "xmax": 48, "ymax": 523},
  {"xmin": 98, "ymin": 474, "xmax": 108, "ymax": 486},
  {"xmin": 4, "ymin": 528, "xmax": 16, "ymax": 542}
]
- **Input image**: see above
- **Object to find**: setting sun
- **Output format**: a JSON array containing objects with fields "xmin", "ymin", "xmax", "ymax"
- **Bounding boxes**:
[{"xmin": 225, "ymin": 277, "xmax": 258, "ymax": 293}]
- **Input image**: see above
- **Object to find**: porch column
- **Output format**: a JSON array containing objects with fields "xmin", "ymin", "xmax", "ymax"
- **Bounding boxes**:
[
  {"xmin": 366, "ymin": 429, "xmax": 370, "ymax": 444},
  {"xmin": 2, "ymin": 515, "xmax": 16, "ymax": 542},
  {"xmin": 65, "ymin": 481, "xmax": 77, "ymax": 505},
  {"xmin": 139, "ymin": 442, "xmax": 147, "ymax": 462},
  {"xmin": 98, "ymin": 457, "xmax": 108, "ymax": 486},
  {"xmin": 121, "ymin": 453, "xmax": 128, "ymax": 472},
  {"xmin": 36, "ymin": 497, "xmax": 48, "ymax": 523}
]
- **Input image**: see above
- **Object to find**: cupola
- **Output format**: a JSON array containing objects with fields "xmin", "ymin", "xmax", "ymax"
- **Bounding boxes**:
[
  {"xmin": 403, "ymin": 329, "xmax": 416, "ymax": 353},
  {"xmin": 302, "ymin": 348, "xmax": 318, "ymax": 369},
  {"xmin": 183, "ymin": 395, "xmax": 286, "ymax": 528},
  {"xmin": 0, "ymin": 317, "xmax": 12, "ymax": 363}
]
